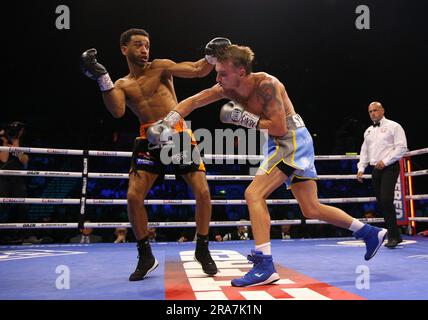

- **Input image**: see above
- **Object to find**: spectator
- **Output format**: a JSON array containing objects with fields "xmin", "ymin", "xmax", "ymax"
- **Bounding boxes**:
[
  {"xmin": 69, "ymin": 222, "xmax": 103, "ymax": 243},
  {"xmin": 146, "ymin": 227, "xmax": 168, "ymax": 242},
  {"xmin": 114, "ymin": 227, "xmax": 129, "ymax": 243},
  {"xmin": 278, "ymin": 224, "xmax": 292, "ymax": 239},
  {"xmin": 0, "ymin": 122, "xmax": 29, "ymax": 223},
  {"xmin": 223, "ymin": 220, "xmax": 252, "ymax": 241}
]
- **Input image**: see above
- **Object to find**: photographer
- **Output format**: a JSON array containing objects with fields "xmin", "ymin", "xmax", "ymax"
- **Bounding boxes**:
[{"xmin": 0, "ymin": 121, "xmax": 29, "ymax": 224}]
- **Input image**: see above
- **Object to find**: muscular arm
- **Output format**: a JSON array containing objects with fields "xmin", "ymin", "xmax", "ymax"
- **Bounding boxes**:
[
  {"xmin": 0, "ymin": 137, "xmax": 8, "ymax": 162},
  {"xmin": 163, "ymin": 59, "xmax": 214, "ymax": 78},
  {"xmin": 174, "ymin": 84, "xmax": 224, "ymax": 118},
  {"xmin": 256, "ymin": 80, "xmax": 287, "ymax": 137},
  {"xmin": 101, "ymin": 80, "xmax": 126, "ymax": 118}
]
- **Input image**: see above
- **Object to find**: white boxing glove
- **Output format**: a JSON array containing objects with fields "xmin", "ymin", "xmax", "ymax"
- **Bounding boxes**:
[
  {"xmin": 219, "ymin": 101, "xmax": 260, "ymax": 129},
  {"xmin": 146, "ymin": 121, "xmax": 174, "ymax": 146}
]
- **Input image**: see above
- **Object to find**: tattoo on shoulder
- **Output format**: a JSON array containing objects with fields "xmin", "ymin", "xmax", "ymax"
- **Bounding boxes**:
[{"xmin": 256, "ymin": 82, "xmax": 281, "ymax": 112}]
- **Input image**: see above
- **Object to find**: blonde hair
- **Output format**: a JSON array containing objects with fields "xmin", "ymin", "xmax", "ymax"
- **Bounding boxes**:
[{"xmin": 217, "ymin": 44, "xmax": 255, "ymax": 75}]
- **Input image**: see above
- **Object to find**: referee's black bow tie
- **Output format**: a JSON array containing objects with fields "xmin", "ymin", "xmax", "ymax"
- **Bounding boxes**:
[{"xmin": 372, "ymin": 122, "xmax": 380, "ymax": 127}]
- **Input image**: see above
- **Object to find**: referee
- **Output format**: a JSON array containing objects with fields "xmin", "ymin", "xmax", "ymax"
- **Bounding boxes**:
[{"xmin": 356, "ymin": 102, "xmax": 408, "ymax": 248}]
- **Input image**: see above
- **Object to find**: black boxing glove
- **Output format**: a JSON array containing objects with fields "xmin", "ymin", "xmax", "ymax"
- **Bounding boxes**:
[
  {"xmin": 204, "ymin": 37, "xmax": 231, "ymax": 65},
  {"xmin": 80, "ymin": 48, "xmax": 114, "ymax": 91}
]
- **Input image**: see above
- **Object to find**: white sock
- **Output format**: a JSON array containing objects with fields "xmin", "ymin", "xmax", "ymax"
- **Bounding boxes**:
[
  {"xmin": 349, "ymin": 219, "xmax": 365, "ymax": 232},
  {"xmin": 255, "ymin": 242, "xmax": 271, "ymax": 255}
]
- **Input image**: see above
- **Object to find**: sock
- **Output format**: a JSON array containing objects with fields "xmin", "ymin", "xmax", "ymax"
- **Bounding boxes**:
[
  {"xmin": 349, "ymin": 219, "xmax": 365, "ymax": 233},
  {"xmin": 197, "ymin": 233, "xmax": 209, "ymax": 243},
  {"xmin": 255, "ymin": 242, "xmax": 271, "ymax": 255},
  {"xmin": 136, "ymin": 236, "xmax": 152, "ymax": 256}
]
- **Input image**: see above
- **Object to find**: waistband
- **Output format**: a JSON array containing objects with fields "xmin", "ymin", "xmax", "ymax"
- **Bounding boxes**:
[
  {"xmin": 286, "ymin": 114, "xmax": 305, "ymax": 130},
  {"xmin": 139, "ymin": 118, "xmax": 196, "ymax": 144}
]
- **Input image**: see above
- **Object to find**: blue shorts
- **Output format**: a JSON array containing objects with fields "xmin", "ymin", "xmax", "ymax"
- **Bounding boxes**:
[{"xmin": 259, "ymin": 126, "xmax": 318, "ymax": 189}]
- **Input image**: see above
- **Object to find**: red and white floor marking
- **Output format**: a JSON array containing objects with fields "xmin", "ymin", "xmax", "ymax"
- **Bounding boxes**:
[{"xmin": 165, "ymin": 249, "xmax": 364, "ymax": 300}]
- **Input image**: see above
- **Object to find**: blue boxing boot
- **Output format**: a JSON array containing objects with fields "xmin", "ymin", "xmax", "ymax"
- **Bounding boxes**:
[
  {"xmin": 231, "ymin": 250, "xmax": 280, "ymax": 287},
  {"xmin": 354, "ymin": 224, "xmax": 388, "ymax": 261}
]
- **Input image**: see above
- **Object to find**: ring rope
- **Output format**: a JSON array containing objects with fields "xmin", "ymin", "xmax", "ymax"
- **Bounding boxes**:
[
  {"xmin": 0, "ymin": 218, "xmax": 387, "ymax": 230},
  {"xmin": 2, "ymin": 169, "xmax": 428, "ymax": 179},
  {"xmin": 1, "ymin": 146, "xmax": 426, "ymax": 230},
  {"xmin": 0, "ymin": 169, "xmax": 375, "ymax": 180},
  {"xmin": 1, "ymin": 195, "xmax": 427, "ymax": 206},
  {"xmin": 1, "ymin": 146, "xmax": 427, "ymax": 160},
  {"xmin": 0, "ymin": 197, "xmax": 377, "ymax": 205},
  {"xmin": 408, "ymin": 217, "xmax": 428, "ymax": 222},
  {"xmin": 405, "ymin": 169, "xmax": 428, "ymax": 177}
]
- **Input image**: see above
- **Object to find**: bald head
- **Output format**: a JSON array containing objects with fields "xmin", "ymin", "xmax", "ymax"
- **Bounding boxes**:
[
  {"xmin": 368, "ymin": 101, "xmax": 384, "ymax": 123},
  {"xmin": 369, "ymin": 101, "xmax": 383, "ymax": 109}
]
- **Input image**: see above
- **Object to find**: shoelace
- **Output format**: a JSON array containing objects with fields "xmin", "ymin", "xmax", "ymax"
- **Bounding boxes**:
[
  {"xmin": 247, "ymin": 254, "xmax": 263, "ymax": 265},
  {"xmin": 241, "ymin": 256, "xmax": 262, "ymax": 280}
]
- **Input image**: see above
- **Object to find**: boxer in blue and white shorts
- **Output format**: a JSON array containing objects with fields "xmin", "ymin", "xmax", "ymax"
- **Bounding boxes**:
[
  {"xmin": 259, "ymin": 114, "xmax": 318, "ymax": 189},
  {"xmin": 155, "ymin": 44, "xmax": 388, "ymax": 287}
]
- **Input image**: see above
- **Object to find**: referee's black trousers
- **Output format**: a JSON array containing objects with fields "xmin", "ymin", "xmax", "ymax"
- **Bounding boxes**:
[{"xmin": 371, "ymin": 162, "xmax": 402, "ymax": 241}]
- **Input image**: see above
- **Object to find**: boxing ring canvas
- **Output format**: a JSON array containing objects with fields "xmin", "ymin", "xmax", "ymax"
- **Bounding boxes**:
[{"xmin": 1, "ymin": 238, "xmax": 427, "ymax": 300}]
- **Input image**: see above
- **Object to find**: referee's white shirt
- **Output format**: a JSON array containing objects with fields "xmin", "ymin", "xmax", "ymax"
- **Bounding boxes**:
[{"xmin": 357, "ymin": 117, "xmax": 408, "ymax": 173}]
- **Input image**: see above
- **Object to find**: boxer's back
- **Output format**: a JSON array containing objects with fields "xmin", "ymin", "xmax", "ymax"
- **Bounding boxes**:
[{"xmin": 223, "ymin": 72, "xmax": 296, "ymax": 119}]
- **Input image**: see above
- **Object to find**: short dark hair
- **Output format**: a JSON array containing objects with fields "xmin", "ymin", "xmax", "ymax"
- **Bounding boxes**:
[{"xmin": 120, "ymin": 28, "xmax": 149, "ymax": 47}]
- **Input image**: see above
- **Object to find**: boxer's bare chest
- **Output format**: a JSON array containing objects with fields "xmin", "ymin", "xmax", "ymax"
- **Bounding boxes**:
[{"xmin": 121, "ymin": 68, "xmax": 177, "ymax": 121}]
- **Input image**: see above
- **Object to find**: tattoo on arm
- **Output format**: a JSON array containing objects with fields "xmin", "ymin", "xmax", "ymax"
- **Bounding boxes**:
[{"xmin": 256, "ymin": 82, "xmax": 282, "ymax": 115}]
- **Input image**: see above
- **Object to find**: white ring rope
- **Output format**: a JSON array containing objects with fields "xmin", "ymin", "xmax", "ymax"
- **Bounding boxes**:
[
  {"xmin": 3, "ymin": 195, "xmax": 428, "ymax": 205},
  {"xmin": 0, "ymin": 218, "xmax": 387, "ymax": 229},
  {"xmin": 2, "ymin": 195, "xmax": 427, "ymax": 205},
  {"xmin": 1, "ymin": 146, "xmax": 426, "ymax": 230},
  {"xmin": 2, "ymin": 168, "xmax": 428, "ymax": 180},
  {"xmin": 405, "ymin": 148, "xmax": 428, "ymax": 157},
  {"xmin": 409, "ymin": 217, "xmax": 428, "ymax": 222},
  {"xmin": 407, "ymin": 194, "xmax": 428, "ymax": 200},
  {"xmin": 1, "ymin": 146, "xmax": 427, "ymax": 160},
  {"xmin": 405, "ymin": 169, "xmax": 428, "ymax": 177},
  {"xmin": 0, "ymin": 170, "xmax": 374, "ymax": 180},
  {"xmin": 0, "ymin": 196, "xmax": 382, "ymax": 205}
]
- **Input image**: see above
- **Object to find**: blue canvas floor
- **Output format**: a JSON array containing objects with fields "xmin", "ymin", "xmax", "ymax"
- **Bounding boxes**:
[{"xmin": 1, "ymin": 237, "xmax": 427, "ymax": 300}]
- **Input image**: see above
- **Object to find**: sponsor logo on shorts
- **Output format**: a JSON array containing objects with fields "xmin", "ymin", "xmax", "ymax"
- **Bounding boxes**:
[
  {"xmin": 171, "ymin": 150, "xmax": 191, "ymax": 164},
  {"xmin": 136, "ymin": 158, "xmax": 155, "ymax": 165},
  {"xmin": 138, "ymin": 151, "xmax": 154, "ymax": 159}
]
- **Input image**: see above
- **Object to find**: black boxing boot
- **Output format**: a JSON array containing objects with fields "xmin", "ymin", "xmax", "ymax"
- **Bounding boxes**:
[
  {"xmin": 194, "ymin": 234, "xmax": 218, "ymax": 275},
  {"xmin": 129, "ymin": 237, "xmax": 159, "ymax": 281}
]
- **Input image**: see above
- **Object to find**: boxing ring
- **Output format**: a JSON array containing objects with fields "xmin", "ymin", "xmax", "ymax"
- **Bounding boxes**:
[{"xmin": 1, "ymin": 145, "xmax": 428, "ymax": 300}]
